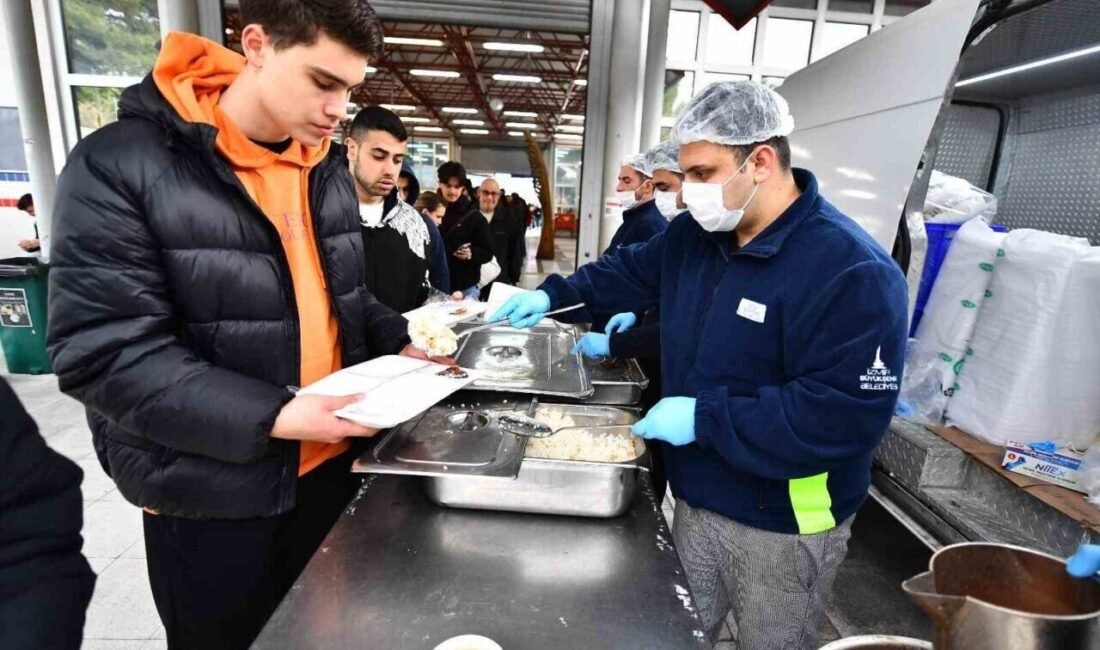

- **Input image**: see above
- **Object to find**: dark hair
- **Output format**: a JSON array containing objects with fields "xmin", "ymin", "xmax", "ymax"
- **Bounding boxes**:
[
  {"xmin": 437, "ymin": 160, "xmax": 468, "ymax": 186},
  {"xmin": 414, "ymin": 191, "xmax": 443, "ymax": 214},
  {"xmin": 239, "ymin": 0, "xmax": 384, "ymax": 58},
  {"xmin": 16, "ymin": 193, "xmax": 32, "ymax": 211},
  {"xmin": 349, "ymin": 105, "xmax": 408, "ymax": 142},
  {"xmin": 727, "ymin": 136, "xmax": 791, "ymax": 171}
]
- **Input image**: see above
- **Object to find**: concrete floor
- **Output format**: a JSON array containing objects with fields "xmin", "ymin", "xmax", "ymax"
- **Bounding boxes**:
[{"xmin": 3, "ymin": 228, "xmax": 933, "ymax": 648}]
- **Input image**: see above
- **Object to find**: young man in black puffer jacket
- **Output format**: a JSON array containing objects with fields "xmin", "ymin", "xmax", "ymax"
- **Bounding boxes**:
[{"xmin": 45, "ymin": 2, "xmax": 439, "ymax": 647}]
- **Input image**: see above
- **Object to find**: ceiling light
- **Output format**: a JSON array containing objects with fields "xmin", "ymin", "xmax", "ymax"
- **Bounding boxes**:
[
  {"xmin": 384, "ymin": 37, "xmax": 444, "ymax": 47},
  {"xmin": 556, "ymin": 125, "xmax": 584, "ymax": 133},
  {"xmin": 452, "ymin": 119, "xmax": 485, "ymax": 126},
  {"xmin": 503, "ymin": 110, "xmax": 538, "ymax": 118},
  {"xmin": 411, "ymin": 69, "xmax": 460, "ymax": 78},
  {"xmin": 365, "ymin": 66, "xmax": 377, "ymax": 74},
  {"xmin": 957, "ymin": 44, "xmax": 1100, "ymax": 87},
  {"xmin": 442, "ymin": 107, "xmax": 479, "ymax": 114},
  {"xmin": 508, "ymin": 131, "xmax": 525, "ymax": 137},
  {"xmin": 555, "ymin": 134, "xmax": 583, "ymax": 141},
  {"xmin": 573, "ymin": 79, "xmax": 587, "ymax": 86},
  {"xmin": 381, "ymin": 104, "xmax": 417, "ymax": 112},
  {"xmin": 461, "ymin": 129, "xmax": 490, "ymax": 135},
  {"xmin": 562, "ymin": 113, "xmax": 585, "ymax": 121},
  {"xmin": 414, "ymin": 126, "xmax": 445, "ymax": 133},
  {"xmin": 402, "ymin": 117, "xmax": 431, "ymax": 123},
  {"xmin": 493, "ymin": 74, "xmax": 542, "ymax": 84},
  {"xmin": 505, "ymin": 122, "xmax": 539, "ymax": 129},
  {"xmin": 483, "ymin": 42, "xmax": 545, "ymax": 53}
]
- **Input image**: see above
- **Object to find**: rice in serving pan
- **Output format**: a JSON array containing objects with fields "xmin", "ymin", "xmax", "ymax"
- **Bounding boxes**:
[{"xmin": 524, "ymin": 412, "xmax": 641, "ymax": 463}]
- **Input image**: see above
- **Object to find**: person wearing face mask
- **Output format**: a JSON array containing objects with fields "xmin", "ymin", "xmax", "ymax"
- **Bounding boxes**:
[
  {"xmin": 572, "ymin": 140, "xmax": 685, "ymax": 501},
  {"xmin": 492, "ymin": 80, "xmax": 908, "ymax": 649}
]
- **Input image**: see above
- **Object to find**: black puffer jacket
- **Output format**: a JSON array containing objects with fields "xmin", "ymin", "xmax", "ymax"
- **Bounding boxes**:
[
  {"xmin": 46, "ymin": 76, "xmax": 408, "ymax": 520},
  {"xmin": 0, "ymin": 379, "xmax": 94, "ymax": 650}
]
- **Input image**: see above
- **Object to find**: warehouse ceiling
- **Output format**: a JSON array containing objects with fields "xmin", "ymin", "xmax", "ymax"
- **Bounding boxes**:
[{"xmin": 224, "ymin": 8, "xmax": 588, "ymax": 144}]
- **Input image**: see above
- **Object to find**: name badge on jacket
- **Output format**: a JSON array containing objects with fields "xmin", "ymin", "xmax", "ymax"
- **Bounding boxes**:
[{"xmin": 736, "ymin": 298, "xmax": 767, "ymax": 323}]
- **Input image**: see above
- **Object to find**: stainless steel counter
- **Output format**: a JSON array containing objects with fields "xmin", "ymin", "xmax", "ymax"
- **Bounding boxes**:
[{"xmin": 253, "ymin": 473, "xmax": 707, "ymax": 649}]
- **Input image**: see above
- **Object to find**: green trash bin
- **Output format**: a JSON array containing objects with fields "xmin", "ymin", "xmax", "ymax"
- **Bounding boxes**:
[{"xmin": 0, "ymin": 257, "xmax": 52, "ymax": 374}]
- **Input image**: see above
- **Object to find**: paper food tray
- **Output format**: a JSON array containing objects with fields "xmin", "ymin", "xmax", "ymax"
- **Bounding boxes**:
[
  {"xmin": 402, "ymin": 300, "xmax": 487, "ymax": 327},
  {"xmin": 300, "ymin": 355, "xmax": 480, "ymax": 429}
]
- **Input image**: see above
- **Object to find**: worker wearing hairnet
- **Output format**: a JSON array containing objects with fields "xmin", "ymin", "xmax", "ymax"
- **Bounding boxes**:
[
  {"xmin": 493, "ymin": 81, "xmax": 909, "ymax": 649},
  {"xmin": 572, "ymin": 139, "xmax": 686, "ymax": 502},
  {"xmin": 615, "ymin": 152, "xmax": 653, "ymax": 210}
]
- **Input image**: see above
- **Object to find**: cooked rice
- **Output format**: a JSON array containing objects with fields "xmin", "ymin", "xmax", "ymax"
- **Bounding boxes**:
[
  {"xmin": 409, "ymin": 312, "xmax": 458, "ymax": 357},
  {"xmin": 524, "ymin": 412, "xmax": 641, "ymax": 463}
]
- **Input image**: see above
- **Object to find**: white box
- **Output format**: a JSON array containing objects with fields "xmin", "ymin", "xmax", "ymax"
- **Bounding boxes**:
[{"xmin": 1001, "ymin": 441, "xmax": 1086, "ymax": 493}]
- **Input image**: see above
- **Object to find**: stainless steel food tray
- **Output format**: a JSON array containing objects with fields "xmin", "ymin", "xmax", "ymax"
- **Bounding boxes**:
[
  {"xmin": 423, "ymin": 403, "xmax": 647, "ymax": 518},
  {"xmin": 452, "ymin": 321, "xmax": 594, "ymax": 399},
  {"xmin": 580, "ymin": 357, "xmax": 650, "ymax": 405},
  {"xmin": 352, "ymin": 396, "xmax": 532, "ymax": 478}
]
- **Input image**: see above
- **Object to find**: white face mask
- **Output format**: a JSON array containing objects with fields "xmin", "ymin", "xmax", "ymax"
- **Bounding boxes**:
[
  {"xmin": 614, "ymin": 189, "xmax": 638, "ymax": 210},
  {"xmin": 654, "ymin": 190, "xmax": 685, "ymax": 220},
  {"xmin": 681, "ymin": 154, "xmax": 760, "ymax": 232}
]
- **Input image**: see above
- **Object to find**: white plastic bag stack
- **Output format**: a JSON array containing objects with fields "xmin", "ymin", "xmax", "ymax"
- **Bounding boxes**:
[
  {"xmin": 913, "ymin": 218, "xmax": 1005, "ymax": 403},
  {"xmin": 946, "ymin": 229, "xmax": 1093, "ymax": 446},
  {"xmin": 1049, "ymin": 250, "xmax": 1100, "ymax": 450},
  {"xmin": 924, "ymin": 170, "xmax": 998, "ymax": 225}
]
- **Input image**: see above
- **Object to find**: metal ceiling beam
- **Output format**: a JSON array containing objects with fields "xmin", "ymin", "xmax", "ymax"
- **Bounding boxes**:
[{"xmin": 441, "ymin": 25, "xmax": 506, "ymax": 134}]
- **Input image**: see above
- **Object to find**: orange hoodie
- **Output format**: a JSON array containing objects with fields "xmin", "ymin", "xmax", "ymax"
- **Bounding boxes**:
[{"xmin": 154, "ymin": 32, "xmax": 348, "ymax": 476}]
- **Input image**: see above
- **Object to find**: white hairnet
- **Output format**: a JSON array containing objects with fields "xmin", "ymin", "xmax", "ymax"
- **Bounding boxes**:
[
  {"xmin": 622, "ymin": 152, "xmax": 651, "ymax": 177},
  {"xmin": 645, "ymin": 141, "xmax": 682, "ymax": 174},
  {"xmin": 673, "ymin": 80, "xmax": 795, "ymax": 146}
]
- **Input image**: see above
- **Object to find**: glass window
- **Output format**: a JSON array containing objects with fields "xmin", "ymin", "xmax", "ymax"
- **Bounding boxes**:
[
  {"xmin": 760, "ymin": 18, "xmax": 813, "ymax": 72},
  {"xmin": 554, "ymin": 145, "xmax": 582, "ymax": 211},
  {"xmin": 762, "ymin": 76, "xmax": 786, "ymax": 89},
  {"xmin": 827, "ymin": 0, "xmax": 874, "ymax": 13},
  {"xmin": 884, "ymin": 0, "xmax": 932, "ymax": 16},
  {"xmin": 666, "ymin": 11, "xmax": 700, "ymax": 62},
  {"xmin": 0, "ymin": 108, "xmax": 28, "ymax": 170},
  {"xmin": 407, "ymin": 139, "xmax": 451, "ymax": 191},
  {"xmin": 705, "ymin": 17, "xmax": 756, "ymax": 67},
  {"xmin": 62, "ymin": 0, "xmax": 160, "ymax": 76},
  {"xmin": 813, "ymin": 22, "xmax": 870, "ymax": 62},
  {"xmin": 73, "ymin": 86, "xmax": 124, "ymax": 138},
  {"xmin": 771, "ymin": 0, "xmax": 818, "ymax": 8},
  {"xmin": 663, "ymin": 70, "xmax": 694, "ymax": 118},
  {"xmin": 698, "ymin": 72, "xmax": 751, "ymax": 92}
]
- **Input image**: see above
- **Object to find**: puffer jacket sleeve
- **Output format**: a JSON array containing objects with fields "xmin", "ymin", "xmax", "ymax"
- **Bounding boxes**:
[
  {"xmin": 360, "ymin": 287, "xmax": 410, "ymax": 355},
  {"xmin": 46, "ymin": 148, "xmax": 293, "ymax": 465}
]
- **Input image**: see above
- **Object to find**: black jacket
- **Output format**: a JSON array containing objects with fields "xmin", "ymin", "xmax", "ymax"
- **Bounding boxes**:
[
  {"xmin": 0, "ymin": 379, "xmax": 95, "ymax": 650},
  {"xmin": 46, "ymin": 75, "xmax": 409, "ymax": 520},
  {"xmin": 485, "ymin": 206, "xmax": 526, "ymax": 285},
  {"xmin": 439, "ymin": 196, "xmax": 493, "ymax": 292},
  {"xmin": 362, "ymin": 193, "xmax": 432, "ymax": 314}
]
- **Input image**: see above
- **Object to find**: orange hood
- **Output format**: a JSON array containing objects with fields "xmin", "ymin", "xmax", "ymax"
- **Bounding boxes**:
[{"xmin": 152, "ymin": 31, "xmax": 329, "ymax": 169}]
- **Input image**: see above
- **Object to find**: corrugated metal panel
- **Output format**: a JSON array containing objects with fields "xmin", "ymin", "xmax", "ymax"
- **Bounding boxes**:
[
  {"xmin": 996, "ymin": 87, "xmax": 1100, "ymax": 244},
  {"xmin": 369, "ymin": 0, "xmax": 592, "ymax": 34},
  {"xmin": 960, "ymin": 0, "xmax": 1100, "ymax": 78},
  {"xmin": 935, "ymin": 104, "xmax": 1000, "ymax": 189}
]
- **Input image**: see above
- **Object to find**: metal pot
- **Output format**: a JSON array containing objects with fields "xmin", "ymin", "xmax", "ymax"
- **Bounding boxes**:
[
  {"xmin": 818, "ymin": 635, "xmax": 932, "ymax": 649},
  {"xmin": 902, "ymin": 542, "xmax": 1100, "ymax": 650}
]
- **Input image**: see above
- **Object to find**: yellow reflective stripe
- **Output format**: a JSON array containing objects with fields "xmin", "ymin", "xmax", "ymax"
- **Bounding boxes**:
[{"xmin": 789, "ymin": 472, "xmax": 836, "ymax": 534}]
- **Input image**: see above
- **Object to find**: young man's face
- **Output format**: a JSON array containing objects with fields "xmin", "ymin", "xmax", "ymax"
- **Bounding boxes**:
[
  {"xmin": 347, "ymin": 129, "xmax": 406, "ymax": 200},
  {"xmin": 616, "ymin": 166, "xmax": 645, "ymax": 193},
  {"xmin": 652, "ymin": 169, "xmax": 683, "ymax": 194},
  {"xmin": 249, "ymin": 28, "xmax": 369, "ymax": 146},
  {"xmin": 439, "ymin": 178, "xmax": 465, "ymax": 205}
]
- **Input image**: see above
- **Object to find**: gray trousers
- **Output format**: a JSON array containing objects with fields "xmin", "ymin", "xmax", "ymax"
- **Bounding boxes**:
[{"xmin": 672, "ymin": 500, "xmax": 853, "ymax": 649}]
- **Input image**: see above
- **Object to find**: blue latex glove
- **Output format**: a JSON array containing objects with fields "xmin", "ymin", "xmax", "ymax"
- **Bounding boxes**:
[
  {"xmin": 605, "ymin": 312, "xmax": 638, "ymax": 335},
  {"xmin": 572, "ymin": 333, "xmax": 610, "ymax": 358},
  {"xmin": 1066, "ymin": 544, "xmax": 1100, "ymax": 578},
  {"xmin": 489, "ymin": 290, "xmax": 551, "ymax": 329},
  {"xmin": 631, "ymin": 397, "xmax": 697, "ymax": 446}
]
